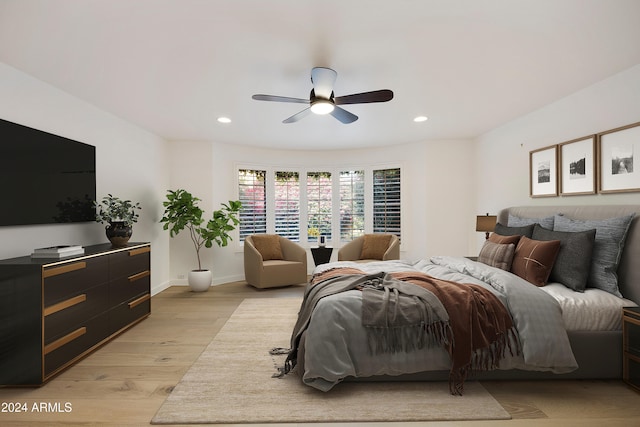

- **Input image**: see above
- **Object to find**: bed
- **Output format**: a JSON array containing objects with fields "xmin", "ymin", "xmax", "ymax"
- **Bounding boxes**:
[{"xmin": 281, "ymin": 205, "xmax": 640, "ymax": 394}]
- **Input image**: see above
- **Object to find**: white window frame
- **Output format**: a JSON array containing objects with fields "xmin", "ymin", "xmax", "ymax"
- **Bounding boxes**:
[
  {"xmin": 339, "ymin": 170, "xmax": 366, "ymax": 241},
  {"xmin": 237, "ymin": 168, "xmax": 267, "ymax": 240},
  {"xmin": 274, "ymin": 170, "xmax": 301, "ymax": 241},
  {"xmin": 306, "ymin": 171, "xmax": 333, "ymax": 244}
]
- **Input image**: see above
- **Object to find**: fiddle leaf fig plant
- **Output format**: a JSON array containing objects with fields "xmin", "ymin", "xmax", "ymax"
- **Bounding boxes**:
[
  {"xmin": 94, "ymin": 194, "xmax": 142, "ymax": 226},
  {"xmin": 160, "ymin": 189, "xmax": 241, "ymax": 271}
]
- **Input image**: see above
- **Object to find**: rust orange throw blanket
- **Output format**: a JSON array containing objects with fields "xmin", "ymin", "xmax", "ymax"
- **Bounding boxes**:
[
  {"xmin": 390, "ymin": 271, "xmax": 519, "ymax": 395},
  {"xmin": 311, "ymin": 268, "xmax": 520, "ymax": 395}
]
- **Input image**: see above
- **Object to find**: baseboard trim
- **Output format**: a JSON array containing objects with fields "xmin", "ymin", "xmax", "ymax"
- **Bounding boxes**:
[{"xmin": 158, "ymin": 273, "xmax": 246, "ymax": 291}]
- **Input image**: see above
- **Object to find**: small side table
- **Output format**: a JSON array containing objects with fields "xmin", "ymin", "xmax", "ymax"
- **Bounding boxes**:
[
  {"xmin": 623, "ymin": 306, "xmax": 640, "ymax": 392},
  {"xmin": 311, "ymin": 247, "xmax": 333, "ymax": 266}
]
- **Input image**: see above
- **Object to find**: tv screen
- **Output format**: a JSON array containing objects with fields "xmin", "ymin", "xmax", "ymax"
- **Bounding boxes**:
[{"xmin": 0, "ymin": 118, "xmax": 96, "ymax": 226}]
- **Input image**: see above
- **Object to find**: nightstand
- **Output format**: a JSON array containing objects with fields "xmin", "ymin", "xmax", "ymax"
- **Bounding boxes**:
[
  {"xmin": 623, "ymin": 306, "xmax": 640, "ymax": 392},
  {"xmin": 310, "ymin": 247, "xmax": 333, "ymax": 266}
]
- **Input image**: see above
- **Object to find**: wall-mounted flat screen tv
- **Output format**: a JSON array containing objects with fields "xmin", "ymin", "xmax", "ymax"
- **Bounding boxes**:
[{"xmin": 0, "ymin": 118, "xmax": 96, "ymax": 226}]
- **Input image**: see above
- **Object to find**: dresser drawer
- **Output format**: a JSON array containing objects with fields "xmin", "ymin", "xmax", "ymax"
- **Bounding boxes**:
[
  {"xmin": 44, "ymin": 256, "xmax": 109, "ymax": 306},
  {"xmin": 110, "ymin": 293, "xmax": 150, "ymax": 333},
  {"xmin": 44, "ymin": 282, "xmax": 110, "ymax": 343},
  {"xmin": 623, "ymin": 308, "xmax": 640, "ymax": 358},
  {"xmin": 109, "ymin": 268, "xmax": 150, "ymax": 306},
  {"xmin": 109, "ymin": 246, "xmax": 150, "ymax": 280},
  {"xmin": 44, "ymin": 311, "xmax": 110, "ymax": 377},
  {"xmin": 624, "ymin": 354, "xmax": 640, "ymax": 392}
]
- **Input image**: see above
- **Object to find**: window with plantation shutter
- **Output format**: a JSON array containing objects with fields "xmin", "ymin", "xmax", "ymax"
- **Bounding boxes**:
[
  {"xmin": 373, "ymin": 168, "xmax": 401, "ymax": 238},
  {"xmin": 237, "ymin": 166, "xmax": 400, "ymax": 245},
  {"xmin": 340, "ymin": 170, "xmax": 365, "ymax": 241},
  {"xmin": 274, "ymin": 171, "xmax": 300, "ymax": 241},
  {"xmin": 307, "ymin": 172, "xmax": 332, "ymax": 243},
  {"xmin": 238, "ymin": 169, "xmax": 266, "ymax": 241}
]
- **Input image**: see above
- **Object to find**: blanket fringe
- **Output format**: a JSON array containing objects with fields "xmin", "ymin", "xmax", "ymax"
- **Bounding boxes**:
[
  {"xmin": 269, "ymin": 347, "xmax": 290, "ymax": 355},
  {"xmin": 270, "ymin": 347, "xmax": 292, "ymax": 378},
  {"xmin": 449, "ymin": 326, "xmax": 521, "ymax": 395},
  {"xmin": 366, "ymin": 321, "xmax": 452, "ymax": 355}
]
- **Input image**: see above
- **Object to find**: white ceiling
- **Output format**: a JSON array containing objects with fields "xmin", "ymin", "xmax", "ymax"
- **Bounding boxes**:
[{"xmin": 1, "ymin": 0, "xmax": 639, "ymax": 150}]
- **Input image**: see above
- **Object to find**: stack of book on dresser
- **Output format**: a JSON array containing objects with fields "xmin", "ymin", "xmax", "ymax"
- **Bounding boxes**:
[{"xmin": 30, "ymin": 245, "xmax": 85, "ymax": 259}]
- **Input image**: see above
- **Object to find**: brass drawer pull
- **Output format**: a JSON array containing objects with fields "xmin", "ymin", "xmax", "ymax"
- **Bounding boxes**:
[
  {"xmin": 44, "ymin": 294, "xmax": 87, "ymax": 317},
  {"xmin": 128, "ymin": 270, "xmax": 150, "ymax": 282},
  {"xmin": 129, "ymin": 247, "xmax": 150, "ymax": 257},
  {"xmin": 626, "ymin": 317, "xmax": 640, "ymax": 327},
  {"xmin": 128, "ymin": 293, "xmax": 150, "ymax": 309},
  {"xmin": 43, "ymin": 261, "xmax": 87, "ymax": 278},
  {"xmin": 44, "ymin": 327, "xmax": 87, "ymax": 355}
]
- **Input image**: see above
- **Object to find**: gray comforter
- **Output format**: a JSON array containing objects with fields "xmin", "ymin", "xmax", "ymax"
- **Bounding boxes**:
[{"xmin": 299, "ymin": 256, "xmax": 578, "ymax": 392}]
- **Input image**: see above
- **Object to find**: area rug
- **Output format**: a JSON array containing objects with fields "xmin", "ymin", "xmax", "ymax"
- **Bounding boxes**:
[{"xmin": 151, "ymin": 297, "xmax": 511, "ymax": 424}]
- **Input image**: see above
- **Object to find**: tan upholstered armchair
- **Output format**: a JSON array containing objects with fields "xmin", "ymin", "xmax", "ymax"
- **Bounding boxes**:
[
  {"xmin": 338, "ymin": 233, "xmax": 400, "ymax": 262},
  {"xmin": 244, "ymin": 234, "xmax": 308, "ymax": 289}
]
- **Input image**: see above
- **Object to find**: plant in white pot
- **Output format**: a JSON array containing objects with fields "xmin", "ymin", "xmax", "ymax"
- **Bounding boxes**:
[
  {"xmin": 160, "ymin": 189, "xmax": 241, "ymax": 292},
  {"xmin": 94, "ymin": 194, "xmax": 142, "ymax": 247}
]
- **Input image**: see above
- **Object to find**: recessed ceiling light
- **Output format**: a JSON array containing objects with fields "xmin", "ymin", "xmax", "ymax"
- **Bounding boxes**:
[
  {"xmin": 217, "ymin": 116, "xmax": 232, "ymax": 124},
  {"xmin": 413, "ymin": 116, "xmax": 428, "ymax": 123}
]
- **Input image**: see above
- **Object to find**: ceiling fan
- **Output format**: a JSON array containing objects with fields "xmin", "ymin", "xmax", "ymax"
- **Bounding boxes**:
[{"xmin": 252, "ymin": 67, "xmax": 394, "ymax": 124}]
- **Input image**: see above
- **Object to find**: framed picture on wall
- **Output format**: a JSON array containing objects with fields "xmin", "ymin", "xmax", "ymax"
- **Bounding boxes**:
[
  {"xmin": 559, "ymin": 135, "xmax": 596, "ymax": 196},
  {"xmin": 598, "ymin": 121, "xmax": 640, "ymax": 194},
  {"xmin": 530, "ymin": 145, "xmax": 558, "ymax": 197}
]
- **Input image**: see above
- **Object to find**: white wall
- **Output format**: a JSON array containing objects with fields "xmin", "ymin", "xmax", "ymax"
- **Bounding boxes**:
[
  {"xmin": 0, "ymin": 62, "xmax": 171, "ymax": 295},
  {"xmin": 474, "ymin": 64, "xmax": 640, "ymax": 253},
  {"xmin": 166, "ymin": 138, "xmax": 476, "ymax": 284}
]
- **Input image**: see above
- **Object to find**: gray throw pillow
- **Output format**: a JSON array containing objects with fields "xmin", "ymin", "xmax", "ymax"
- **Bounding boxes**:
[
  {"xmin": 494, "ymin": 222, "xmax": 535, "ymax": 238},
  {"xmin": 508, "ymin": 214, "xmax": 555, "ymax": 230},
  {"xmin": 531, "ymin": 224, "xmax": 596, "ymax": 292},
  {"xmin": 553, "ymin": 214, "xmax": 635, "ymax": 297}
]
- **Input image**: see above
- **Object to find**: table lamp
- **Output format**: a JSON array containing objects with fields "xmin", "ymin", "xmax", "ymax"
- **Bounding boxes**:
[{"xmin": 476, "ymin": 213, "xmax": 497, "ymax": 240}]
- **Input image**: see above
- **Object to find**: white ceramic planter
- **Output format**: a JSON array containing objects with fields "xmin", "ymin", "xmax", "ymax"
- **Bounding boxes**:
[{"xmin": 188, "ymin": 270, "xmax": 212, "ymax": 292}]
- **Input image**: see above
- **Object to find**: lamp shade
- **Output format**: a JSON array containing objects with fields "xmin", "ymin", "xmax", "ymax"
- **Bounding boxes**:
[{"xmin": 476, "ymin": 215, "xmax": 497, "ymax": 232}]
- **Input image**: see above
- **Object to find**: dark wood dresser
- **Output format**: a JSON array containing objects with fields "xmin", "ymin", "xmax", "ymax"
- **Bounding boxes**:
[{"xmin": 0, "ymin": 243, "xmax": 151, "ymax": 386}]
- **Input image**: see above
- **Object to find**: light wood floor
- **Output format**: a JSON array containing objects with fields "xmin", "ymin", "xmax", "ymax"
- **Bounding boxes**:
[{"xmin": 1, "ymin": 282, "xmax": 639, "ymax": 426}]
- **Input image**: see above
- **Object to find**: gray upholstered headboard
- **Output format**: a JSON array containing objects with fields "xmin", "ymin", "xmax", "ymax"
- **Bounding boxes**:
[{"xmin": 498, "ymin": 205, "xmax": 640, "ymax": 305}]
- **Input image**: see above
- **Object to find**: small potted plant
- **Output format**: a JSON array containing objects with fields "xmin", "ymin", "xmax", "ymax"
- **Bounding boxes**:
[
  {"xmin": 160, "ymin": 189, "xmax": 241, "ymax": 292},
  {"xmin": 95, "ymin": 194, "xmax": 142, "ymax": 247}
]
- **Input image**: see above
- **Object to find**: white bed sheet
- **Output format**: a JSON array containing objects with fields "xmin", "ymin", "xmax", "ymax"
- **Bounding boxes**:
[{"xmin": 540, "ymin": 282, "xmax": 637, "ymax": 331}]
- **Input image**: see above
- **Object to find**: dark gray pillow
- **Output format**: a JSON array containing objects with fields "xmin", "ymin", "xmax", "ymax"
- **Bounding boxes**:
[
  {"xmin": 508, "ymin": 213, "xmax": 555, "ymax": 230},
  {"xmin": 494, "ymin": 222, "xmax": 535, "ymax": 238},
  {"xmin": 553, "ymin": 214, "xmax": 635, "ymax": 297},
  {"xmin": 531, "ymin": 224, "xmax": 596, "ymax": 292}
]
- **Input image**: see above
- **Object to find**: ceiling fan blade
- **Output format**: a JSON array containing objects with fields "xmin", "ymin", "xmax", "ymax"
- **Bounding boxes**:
[
  {"xmin": 311, "ymin": 67, "xmax": 337, "ymax": 99},
  {"xmin": 334, "ymin": 89, "xmax": 394, "ymax": 105},
  {"xmin": 252, "ymin": 94, "xmax": 309, "ymax": 104},
  {"xmin": 283, "ymin": 107, "xmax": 312, "ymax": 124},
  {"xmin": 330, "ymin": 106, "xmax": 358, "ymax": 124}
]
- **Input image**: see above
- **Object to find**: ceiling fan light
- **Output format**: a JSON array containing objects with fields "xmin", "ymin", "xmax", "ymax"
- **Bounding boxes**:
[{"xmin": 310, "ymin": 100, "xmax": 335, "ymax": 115}]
